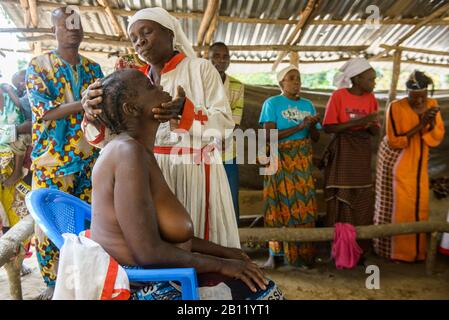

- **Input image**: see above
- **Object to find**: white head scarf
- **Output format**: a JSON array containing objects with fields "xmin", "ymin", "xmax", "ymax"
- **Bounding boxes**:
[
  {"xmin": 127, "ymin": 7, "xmax": 196, "ymax": 58},
  {"xmin": 333, "ymin": 58, "xmax": 373, "ymax": 89},
  {"xmin": 276, "ymin": 65, "xmax": 300, "ymax": 84}
]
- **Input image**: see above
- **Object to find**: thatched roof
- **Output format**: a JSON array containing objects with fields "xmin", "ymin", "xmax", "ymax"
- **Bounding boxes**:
[{"xmin": 1, "ymin": 0, "xmax": 449, "ymax": 69}]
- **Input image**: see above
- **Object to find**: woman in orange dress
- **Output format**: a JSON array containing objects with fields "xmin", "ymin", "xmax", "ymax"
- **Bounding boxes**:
[{"xmin": 374, "ymin": 71, "xmax": 445, "ymax": 262}]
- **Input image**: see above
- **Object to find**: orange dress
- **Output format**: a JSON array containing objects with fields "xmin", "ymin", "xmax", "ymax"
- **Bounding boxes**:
[{"xmin": 374, "ymin": 98, "xmax": 445, "ymax": 262}]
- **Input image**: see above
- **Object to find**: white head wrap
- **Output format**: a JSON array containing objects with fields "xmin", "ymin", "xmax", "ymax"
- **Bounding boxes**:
[
  {"xmin": 333, "ymin": 58, "xmax": 373, "ymax": 88},
  {"xmin": 127, "ymin": 7, "xmax": 196, "ymax": 58},
  {"xmin": 276, "ymin": 65, "xmax": 300, "ymax": 84}
]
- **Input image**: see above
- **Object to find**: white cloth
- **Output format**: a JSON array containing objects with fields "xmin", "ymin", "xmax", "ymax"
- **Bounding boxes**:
[
  {"xmin": 84, "ymin": 56, "xmax": 240, "ymax": 249},
  {"xmin": 276, "ymin": 65, "xmax": 299, "ymax": 83},
  {"xmin": 127, "ymin": 7, "xmax": 196, "ymax": 58},
  {"xmin": 440, "ymin": 209, "xmax": 449, "ymax": 255},
  {"xmin": 333, "ymin": 58, "xmax": 373, "ymax": 89},
  {"xmin": 53, "ymin": 233, "xmax": 130, "ymax": 300}
]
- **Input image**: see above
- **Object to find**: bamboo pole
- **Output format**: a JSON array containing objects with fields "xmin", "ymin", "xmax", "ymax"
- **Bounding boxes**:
[
  {"xmin": 0, "ymin": 215, "xmax": 34, "ymax": 268},
  {"xmin": 380, "ymin": 44, "xmax": 449, "ymax": 57},
  {"xmin": 203, "ymin": 10, "xmax": 219, "ymax": 58},
  {"xmin": 0, "ymin": 215, "xmax": 34, "ymax": 300},
  {"xmin": 272, "ymin": 0, "xmax": 318, "ymax": 71},
  {"xmin": 18, "ymin": 0, "xmax": 30, "ymax": 28},
  {"xmin": 426, "ymin": 232, "xmax": 439, "ymax": 275},
  {"xmin": 16, "ymin": 36, "xmax": 371, "ymax": 53},
  {"xmin": 371, "ymin": 2, "xmax": 449, "ymax": 61},
  {"xmin": 4, "ymin": 0, "xmax": 449, "ymax": 26},
  {"xmin": 4, "ymin": 245, "xmax": 26, "ymax": 299},
  {"xmin": 289, "ymin": 51, "xmax": 299, "ymax": 67},
  {"xmin": 97, "ymin": 0, "xmax": 126, "ymax": 38},
  {"xmin": 238, "ymin": 221, "xmax": 449, "ymax": 243},
  {"xmin": 389, "ymin": 50, "xmax": 402, "ymax": 102},
  {"xmin": 196, "ymin": 45, "xmax": 369, "ymax": 52},
  {"xmin": 196, "ymin": 0, "xmax": 220, "ymax": 57},
  {"xmin": 28, "ymin": 0, "xmax": 38, "ymax": 28},
  {"xmin": 0, "ymin": 28, "xmax": 126, "ymax": 41}
]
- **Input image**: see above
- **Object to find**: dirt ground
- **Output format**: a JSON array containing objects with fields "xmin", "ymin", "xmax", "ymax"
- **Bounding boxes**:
[
  {"xmin": 1, "ymin": 194, "xmax": 448, "ymax": 300},
  {"xmin": 1, "ymin": 245, "xmax": 448, "ymax": 300}
]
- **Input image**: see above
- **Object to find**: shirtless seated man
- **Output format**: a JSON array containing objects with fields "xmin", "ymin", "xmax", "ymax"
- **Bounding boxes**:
[{"xmin": 90, "ymin": 69, "xmax": 283, "ymax": 300}]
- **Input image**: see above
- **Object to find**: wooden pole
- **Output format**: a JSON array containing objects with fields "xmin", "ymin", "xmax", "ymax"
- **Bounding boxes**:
[
  {"xmin": 4, "ymin": 245, "xmax": 26, "ymax": 300},
  {"xmin": 196, "ymin": 0, "xmax": 220, "ymax": 57},
  {"xmin": 272, "ymin": 0, "xmax": 318, "ymax": 71},
  {"xmin": 371, "ymin": 2, "xmax": 449, "ymax": 61},
  {"xmin": 4, "ymin": 0, "xmax": 449, "ymax": 26},
  {"xmin": 289, "ymin": 51, "xmax": 299, "ymax": 67},
  {"xmin": 380, "ymin": 44, "xmax": 449, "ymax": 57},
  {"xmin": 28, "ymin": 0, "xmax": 38, "ymax": 28},
  {"xmin": 238, "ymin": 221, "xmax": 449, "ymax": 243},
  {"xmin": 426, "ymin": 232, "xmax": 439, "ymax": 275},
  {"xmin": 19, "ymin": 0, "xmax": 30, "ymax": 28},
  {"xmin": 389, "ymin": 50, "xmax": 402, "ymax": 103},
  {"xmin": 97, "ymin": 0, "xmax": 126, "ymax": 38},
  {"xmin": 204, "ymin": 11, "xmax": 219, "ymax": 58},
  {"xmin": 0, "ymin": 215, "xmax": 34, "ymax": 300},
  {"xmin": 196, "ymin": 45, "xmax": 369, "ymax": 52},
  {"xmin": 0, "ymin": 215, "xmax": 34, "ymax": 268}
]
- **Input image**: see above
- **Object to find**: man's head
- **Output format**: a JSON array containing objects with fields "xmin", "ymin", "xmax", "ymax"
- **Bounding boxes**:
[
  {"xmin": 208, "ymin": 42, "xmax": 230, "ymax": 75},
  {"xmin": 51, "ymin": 7, "xmax": 83, "ymax": 50},
  {"xmin": 97, "ymin": 69, "xmax": 172, "ymax": 135},
  {"xmin": 129, "ymin": 20, "xmax": 174, "ymax": 65},
  {"xmin": 12, "ymin": 70, "xmax": 27, "ymax": 96},
  {"xmin": 351, "ymin": 68, "xmax": 376, "ymax": 94}
]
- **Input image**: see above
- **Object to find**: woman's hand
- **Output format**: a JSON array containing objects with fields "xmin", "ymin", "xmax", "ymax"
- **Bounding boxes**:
[
  {"xmin": 219, "ymin": 259, "xmax": 269, "ymax": 293},
  {"xmin": 421, "ymin": 107, "xmax": 438, "ymax": 125},
  {"xmin": 81, "ymin": 80, "xmax": 103, "ymax": 122},
  {"xmin": 356, "ymin": 112, "xmax": 378, "ymax": 126},
  {"xmin": 152, "ymin": 86, "xmax": 186, "ymax": 122}
]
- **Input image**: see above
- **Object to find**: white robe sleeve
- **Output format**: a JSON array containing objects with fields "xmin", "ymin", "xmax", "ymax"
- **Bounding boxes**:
[{"xmin": 178, "ymin": 59, "xmax": 235, "ymax": 143}]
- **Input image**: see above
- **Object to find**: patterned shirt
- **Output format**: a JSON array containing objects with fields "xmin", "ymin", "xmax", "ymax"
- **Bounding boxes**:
[{"xmin": 26, "ymin": 51, "xmax": 103, "ymax": 179}]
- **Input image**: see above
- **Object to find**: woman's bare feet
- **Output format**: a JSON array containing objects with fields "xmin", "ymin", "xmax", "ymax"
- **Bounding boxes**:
[
  {"xmin": 36, "ymin": 286, "xmax": 55, "ymax": 300},
  {"xmin": 261, "ymin": 255, "xmax": 284, "ymax": 270}
]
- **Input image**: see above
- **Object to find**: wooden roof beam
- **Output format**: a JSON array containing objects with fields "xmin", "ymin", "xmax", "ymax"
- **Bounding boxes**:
[
  {"xmin": 196, "ymin": 0, "xmax": 220, "ymax": 57},
  {"xmin": 380, "ymin": 44, "xmax": 449, "ymax": 57},
  {"xmin": 96, "ymin": 0, "xmax": 126, "ymax": 38},
  {"xmin": 272, "ymin": 0, "xmax": 320, "ymax": 71},
  {"xmin": 4, "ymin": 1, "xmax": 449, "ymax": 26},
  {"xmin": 371, "ymin": 2, "xmax": 449, "ymax": 61}
]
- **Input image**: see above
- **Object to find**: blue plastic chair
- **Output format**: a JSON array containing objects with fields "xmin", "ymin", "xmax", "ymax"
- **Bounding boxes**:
[{"xmin": 25, "ymin": 188, "xmax": 199, "ymax": 300}]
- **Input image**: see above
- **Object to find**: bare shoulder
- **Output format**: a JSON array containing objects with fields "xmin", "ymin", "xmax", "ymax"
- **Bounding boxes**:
[{"xmin": 104, "ymin": 137, "xmax": 147, "ymax": 163}]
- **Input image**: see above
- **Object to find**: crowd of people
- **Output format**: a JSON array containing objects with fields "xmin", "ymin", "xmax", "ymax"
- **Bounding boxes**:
[{"xmin": 0, "ymin": 5, "xmax": 445, "ymax": 300}]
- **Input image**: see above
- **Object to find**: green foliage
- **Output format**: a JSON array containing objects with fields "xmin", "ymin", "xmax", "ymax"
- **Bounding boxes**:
[
  {"xmin": 17, "ymin": 59, "xmax": 28, "ymax": 71},
  {"xmin": 231, "ymin": 67, "xmax": 449, "ymax": 91}
]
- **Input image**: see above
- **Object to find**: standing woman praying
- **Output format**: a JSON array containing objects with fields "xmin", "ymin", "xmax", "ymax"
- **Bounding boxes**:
[
  {"xmin": 259, "ymin": 65, "xmax": 321, "ymax": 269},
  {"xmin": 321, "ymin": 58, "xmax": 380, "ymax": 257},
  {"xmin": 374, "ymin": 71, "xmax": 445, "ymax": 262}
]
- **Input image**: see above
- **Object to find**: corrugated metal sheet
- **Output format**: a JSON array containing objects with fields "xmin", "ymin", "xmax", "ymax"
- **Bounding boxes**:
[{"xmin": 1, "ymin": 0, "xmax": 449, "ymax": 64}]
